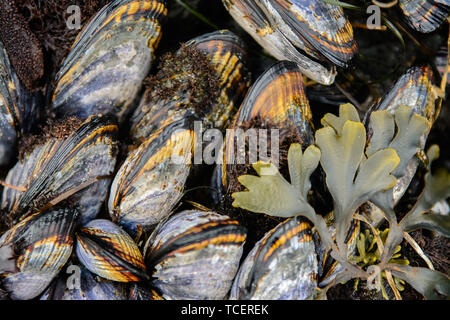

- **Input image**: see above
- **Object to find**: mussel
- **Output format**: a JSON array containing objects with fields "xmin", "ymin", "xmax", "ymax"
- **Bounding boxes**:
[
  {"xmin": 0, "ymin": 208, "xmax": 78, "ymax": 300},
  {"xmin": 230, "ymin": 216, "xmax": 318, "ymax": 300},
  {"xmin": 76, "ymin": 219, "xmax": 148, "ymax": 282},
  {"xmin": 50, "ymin": 0, "xmax": 168, "ymax": 121},
  {"xmin": 222, "ymin": 0, "xmax": 357, "ymax": 85},
  {"xmin": 217, "ymin": 60, "xmax": 314, "ymax": 194},
  {"xmin": 40, "ymin": 263, "xmax": 129, "ymax": 300},
  {"xmin": 0, "ymin": 39, "xmax": 41, "ymax": 166},
  {"xmin": 318, "ymin": 217, "xmax": 360, "ymax": 288},
  {"xmin": 130, "ymin": 29, "xmax": 251, "ymax": 142},
  {"xmin": 364, "ymin": 65, "xmax": 437, "ymax": 206},
  {"xmin": 1, "ymin": 115, "xmax": 118, "ymax": 225},
  {"xmin": 399, "ymin": 0, "xmax": 449, "ymax": 33},
  {"xmin": 109, "ymin": 117, "xmax": 196, "ymax": 235},
  {"xmin": 144, "ymin": 210, "xmax": 247, "ymax": 300}
]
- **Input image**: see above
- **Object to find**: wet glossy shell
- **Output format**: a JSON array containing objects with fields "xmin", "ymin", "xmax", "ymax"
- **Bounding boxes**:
[
  {"xmin": 223, "ymin": 0, "xmax": 357, "ymax": 84},
  {"xmin": 0, "ymin": 208, "xmax": 78, "ymax": 300},
  {"xmin": 130, "ymin": 30, "xmax": 250, "ymax": 141},
  {"xmin": 40, "ymin": 264, "xmax": 129, "ymax": 300},
  {"xmin": 109, "ymin": 118, "xmax": 195, "ymax": 235},
  {"xmin": 318, "ymin": 219, "xmax": 360, "ymax": 288},
  {"xmin": 0, "ymin": 40, "xmax": 40, "ymax": 166},
  {"xmin": 1, "ymin": 115, "xmax": 118, "ymax": 225},
  {"xmin": 144, "ymin": 210, "xmax": 247, "ymax": 300},
  {"xmin": 50, "ymin": 0, "xmax": 168, "ymax": 121},
  {"xmin": 219, "ymin": 61, "xmax": 314, "ymax": 190},
  {"xmin": 399, "ymin": 0, "xmax": 449, "ymax": 33},
  {"xmin": 364, "ymin": 65, "xmax": 436, "ymax": 204},
  {"xmin": 76, "ymin": 219, "xmax": 147, "ymax": 282},
  {"xmin": 230, "ymin": 216, "xmax": 317, "ymax": 300},
  {"xmin": 129, "ymin": 283, "xmax": 163, "ymax": 300}
]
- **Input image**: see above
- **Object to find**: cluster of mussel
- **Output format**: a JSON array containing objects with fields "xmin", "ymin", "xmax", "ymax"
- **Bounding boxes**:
[{"xmin": 0, "ymin": 0, "xmax": 448, "ymax": 300}]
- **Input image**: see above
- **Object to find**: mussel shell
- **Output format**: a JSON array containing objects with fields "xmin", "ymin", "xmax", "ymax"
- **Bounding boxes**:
[
  {"xmin": 219, "ymin": 60, "xmax": 314, "ymax": 191},
  {"xmin": 0, "ymin": 40, "xmax": 41, "ymax": 166},
  {"xmin": 184, "ymin": 30, "xmax": 251, "ymax": 129},
  {"xmin": 0, "ymin": 208, "xmax": 78, "ymax": 300},
  {"xmin": 364, "ymin": 65, "xmax": 436, "ymax": 205},
  {"xmin": 129, "ymin": 283, "xmax": 163, "ymax": 300},
  {"xmin": 40, "ymin": 264, "xmax": 129, "ymax": 300},
  {"xmin": 109, "ymin": 117, "xmax": 196, "ymax": 235},
  {"xmin": 230, "ymin": 216, "xmax": 317, "ymax": 300},
  {"xmin": 144, "ymin": 210, "xmax": 247, "ymax": 300},
  {"xmin": 223, "ymin": 0, "xmax": 357, "ymax": 84},
  {"xmin": 50, "ymin": 0, "xmax": 168, "ymax": 121},
  {"xmin": 130, "ymin": 30, "xmax": 250, "ymax": 141},
  {"xmin": 318, "ymin": 218, "xmax": 360, "ymax": 288},
  {"xmin": 1, "ymin": 115, "xmax": 118, "ymax": 225},
  {"xmin": 399, "ymin": 0, "xmax": 449, "ymax": 33},
  {"xmin": 76, "ymin": 219, "xmax": 148, "ymax": 282}
]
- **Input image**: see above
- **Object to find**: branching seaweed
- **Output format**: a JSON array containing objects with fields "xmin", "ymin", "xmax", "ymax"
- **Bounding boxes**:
[{"xmin": 232, "ymin": 103, "xmax": 450, "ymax": 299}]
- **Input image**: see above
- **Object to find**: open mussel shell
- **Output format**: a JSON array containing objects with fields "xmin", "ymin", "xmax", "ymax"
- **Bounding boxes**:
[
  {"xmin": 144, "ymin": 210, "xmax": 247, "ymax": 300},
  {"xmin": 76, "ymin": 219, "xmax": 148, "ymax": 283},
  {"xmin": 1, "ymin": 115, "xmax": 118, "ymax": 225},
  {"xmin": 0, "ymin": 208, "xmax": 78, "ymax": 300},
  {"xmin": 130, "ymin": 29, "xmax": 251, "ymax": 141},
  {"xmin": 230, "ymin": 216, "xmax": 318, "ymax": 300},
  {"xmin": 222, "ymin": 0, "xmax": 357, "ymax": 84},
  {"xmin": 364, "ymin": 65, "xmax": 436, "ymax": 206},
  {"xmin": 217, "ymin": 60, "xmax": 314, "ymax": 193},
  {"xmin": 399, "ymin": 0, "xmax": 449, "ymax": 33},
  {"xmin": 109, "ymin": 117, "xmax": 196, "ymax": 235},
  {"xmin": 50, "ymin": 0, "xmax": 168, "ymax": 121},
  {"xmin": 40, "ymin": 264, "xmax": 129, "ymax": 300},
  {"xmin": 0, "ymin": 40, "xmax": 41, "ymax": 166}
]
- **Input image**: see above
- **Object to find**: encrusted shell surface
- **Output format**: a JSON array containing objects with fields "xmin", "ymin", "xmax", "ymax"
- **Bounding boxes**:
[
  {"xmin": 50, "ymin": 0, "xmax": 168, "ymax": 121},
  {"xmin": 144, "ymin": 210, "xmax": 247, "ymax": 300},
  {"xmin": 75, "ymin": 219, "xmax": 147, "ymax": 282},
  {"xmin": 1, "ymin": 115, "xmax": 118, "ymax": 225},
  {"xmin": 130, "ymin": 29, "xmax": 251, "ymax": 142},
  {"xmin": 222, "ymin": 0, "xmax": 357, "ymax": 84},
  {"xmin": 218, "ymin": 60, "xmax": 314, "ymax": 191},
  {"xmin": 230, "ymin": 216, "xmax": 318, "ymax": 300},
  {"xmin": 0, "ymin": 40, "xmax": 41, "ymax": 166},
  {"xmin": 0, "ymin": 208, "xmax": 78, "ymax": 300},
  {"xmin": 109, "ymin": 118, "xmax": 195, "ymax": 235}
]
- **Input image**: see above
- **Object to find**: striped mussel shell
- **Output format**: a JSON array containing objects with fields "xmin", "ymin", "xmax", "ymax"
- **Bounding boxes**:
[
  {"xmin": 40, "ymin": 264, "xmax": 129, "ymax": 300},
  {"xmin": 0, "ymin": 40, "xmax": 41, "ymax": 166},
  {"xmin": 217, "ymin": 61, "xmax": 314, "ymax": 193},
  {"xmin": 130, "ymin": 30, "xmax": 250, "ymax": 141},
  {"xmin": 230, "ymin": 216, "xmax": 318, "ymax": 300},
  {"xmin": 143, "ymin": 210, "xmax": 246, "ymax": 300},
  {"xmin": 50, "ymin": 0, "xmax": 168, "ymax": 121},
  {"xmin": 222, "ymin": 0, "xmax": 357, "ymax": 85},
  {"xmin": 109, "ymin": 117, "xmax": 196, "ymax": 235},
  {"xmin": 0, "ymin": 208, "xmax": 78, "ymax": 300},
  {"xmin": 1, "ymin": 115, "xmax": 118, "ymax": 225},
  {"xmin": 364, "ymin": 65, "xmax": 436, "ymax": 206},
  {"xmin": 75, "ymin": 219, "xmax": 148, "ymax": 282},
  {"xmin": 317, "ymin": 217, "xmax": 360, "ymax": 288},
  {"xmin": 399, "ymin": 0, "xmax": 449, "ymax": 33}
]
